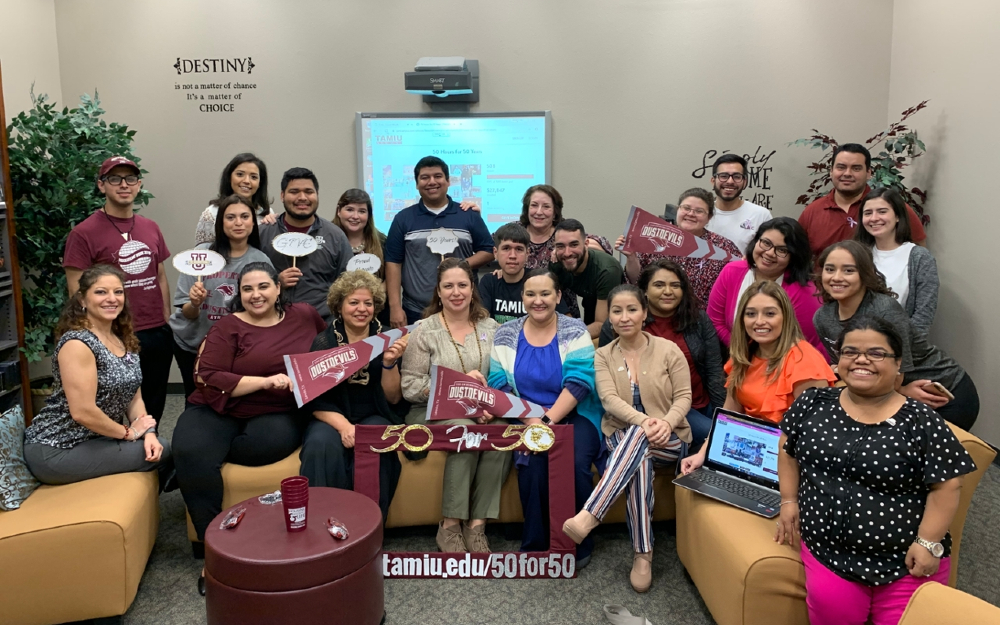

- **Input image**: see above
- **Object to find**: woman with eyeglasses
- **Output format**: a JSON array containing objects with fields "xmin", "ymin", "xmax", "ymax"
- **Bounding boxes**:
[
  {"xmin": 195, "ymin": 153, "xmax": 276, "ymax": 245},
  {"xmin": 616, "ymin": 188, "xmax": 742, "ymax": 307},
  {"xmin": 853, "ymin": 188, "xmax": 939, "ymax": 334},
  {"xmin": 707, "ymin": 217, "xmax": 826, "ymax": 357},
  {"xmin": 813, "ymin": 241, "xmax": 979, "ymax": 431},
  {"xmin": 776, "ymin": 315, "xmax": 974, "ymax": 625}
]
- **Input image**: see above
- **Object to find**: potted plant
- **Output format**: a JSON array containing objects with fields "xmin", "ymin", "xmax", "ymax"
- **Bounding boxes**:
[
  {"xmin": 6, "ymin": 90, "xmax": 151, "ymax": 410},
  {"xmin": 790, "ymin": 100, "xmax": 931, "ymax": 224}
]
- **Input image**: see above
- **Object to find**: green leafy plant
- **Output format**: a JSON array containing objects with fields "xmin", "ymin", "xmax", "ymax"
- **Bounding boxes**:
[
  {"xmin": 790, "ymin": 100, "xmax": 930, "ymax": 224},
  {"xmin": 7, "ymin": 89, "xmax": 152, "ymax": 361}
]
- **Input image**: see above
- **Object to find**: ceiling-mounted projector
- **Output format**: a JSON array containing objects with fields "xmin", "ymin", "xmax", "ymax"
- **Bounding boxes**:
[{"xmin": 405, "ymin": 57, "xmax": 479, "ymax": 103}]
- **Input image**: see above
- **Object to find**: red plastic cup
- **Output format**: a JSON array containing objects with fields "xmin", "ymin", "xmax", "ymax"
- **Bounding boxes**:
[{"xmin": 281, "ymin": 477, "xmax": 309, "ymax": 532}]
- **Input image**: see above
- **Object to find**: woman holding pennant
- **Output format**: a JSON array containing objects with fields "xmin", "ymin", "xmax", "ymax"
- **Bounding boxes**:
[
  {"xmin": 170, "ymin": 194, "xmax": 272, "ymax": 400},
  {"xmin": 400, "ymin": 258, "xmax": 505, "ymax": 553},
  {"xmin": 298, "ymin": 270, "xmax": 408, "ymax": 520},
  {"xmin": 487, "ymin": 268, "xmax": 605, "ymax": 567}
]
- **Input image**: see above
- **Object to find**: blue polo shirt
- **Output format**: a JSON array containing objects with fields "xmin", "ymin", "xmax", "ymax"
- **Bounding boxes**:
[{"xmin": 385, "ymin": 197, "xmax": 494, "ymax": 313}]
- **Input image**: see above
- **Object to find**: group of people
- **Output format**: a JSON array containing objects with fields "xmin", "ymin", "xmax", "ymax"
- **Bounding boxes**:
[{"xmin": 17, "ymin": 144, "xmax": 980, "ymax": 624}]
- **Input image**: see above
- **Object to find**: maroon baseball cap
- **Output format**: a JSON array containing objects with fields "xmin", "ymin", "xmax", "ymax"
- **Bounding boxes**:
[{"xmin": 98, "ymin": 156, "xmax": 141, "ymax": 179}]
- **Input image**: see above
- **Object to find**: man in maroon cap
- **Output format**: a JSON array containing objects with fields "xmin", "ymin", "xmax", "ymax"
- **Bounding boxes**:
[{"xmin": 63, "ymin": 156, "xmax": 173, "ymax": 423}]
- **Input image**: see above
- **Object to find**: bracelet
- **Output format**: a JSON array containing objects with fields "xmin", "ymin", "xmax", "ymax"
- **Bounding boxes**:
[
  {"xmin": 122, "ymin": 424, "xmax": 130, "ymax": 440},
  {"xmin": 382, "ymin": 360, "xmax": 398, "ymax": 370},
  {"xmin": 780, "ymin": 500, "xmax": 798, "ymax": 506}
]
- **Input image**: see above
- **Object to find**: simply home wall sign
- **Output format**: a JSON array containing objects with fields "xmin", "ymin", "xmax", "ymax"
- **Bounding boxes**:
[{"xmin": 173, "ymin": 56, "xmax": 257, "ymax": 113}]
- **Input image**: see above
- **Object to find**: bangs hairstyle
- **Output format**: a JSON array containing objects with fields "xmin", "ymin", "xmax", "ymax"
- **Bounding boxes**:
[
  {"xmin": 854, "ymin": 187, "xmax": 913, "ymax": 246},
  {"xmin": 834, "ymin": 314, "xmax": 903, "ymax": 362},
  {"xmin": 56, "ymin": 264, "xmax": 140, "ymax": 353},
  {"xmin": 212, "ymin": 152, "xmax": 271, "ymax": 215},
  {"xmin": 334, "ymin": 188, "xmax": 384, "ymax": 275},
  {"xmin": 519, "ymin": 185, "xmax": 564, "ymax": 229},
  {"xmin": 211, "ymin": 194, "xmax": 262, "ymax": 262},
  {"xmin": 638, "ymin": 259, "xmax": 700, "ymax": 331},
  {"xmin": 422, "ymin": 257, "xmax": 489, "ymax": 323},
  {"xmin": 230, "ymin": 261, "xmax": 290, "ymax": 314},
  {"xmin": 493, "ymin": 222, "xmax": 530, "ymax": 248},
  {"xmin": 677, "ymin": 187, "xmax": 716, "ymax": 220},
  {"xmin": 815, "ymin": 240, "xmax": 896, "ymax": 304},
  {"xmin": 745, "ymin": 217, "xmax": 813, "ymax": 285},
  {"xmin": 727, "ymin": 280, "xmax": 805, "ymax": 391},
  {"xmin": 327, "ymin": 270, "xmax": 387, "ymax": 318}
]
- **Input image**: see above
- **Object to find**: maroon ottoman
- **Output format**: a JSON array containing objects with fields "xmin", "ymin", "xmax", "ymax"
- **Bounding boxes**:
[{"xmin": 204, "ymin": 487, "xmax": 384, "ymax": 625}]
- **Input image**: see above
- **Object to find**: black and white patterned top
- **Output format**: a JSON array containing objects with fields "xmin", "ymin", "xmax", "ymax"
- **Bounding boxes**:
[
  {"xmin": 781, "ymin": 387, "xmax": 975, "ymax": 586},
  {"xmin": 24, "ymin": 330, "xmax": 141, "ymax": 449}
]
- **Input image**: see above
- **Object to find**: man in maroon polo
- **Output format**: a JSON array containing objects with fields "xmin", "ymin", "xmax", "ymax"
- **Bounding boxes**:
[{"xmin": 798, "ymin": 143, "xmax": 926, "ymax": 259}]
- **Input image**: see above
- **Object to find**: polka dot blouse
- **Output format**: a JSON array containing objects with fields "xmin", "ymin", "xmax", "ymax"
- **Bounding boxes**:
[{"xmin": 781, "ymin": 387, "xmax": 975, "ymax": 586}]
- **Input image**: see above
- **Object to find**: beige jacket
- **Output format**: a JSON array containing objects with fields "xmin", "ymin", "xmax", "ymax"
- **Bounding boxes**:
[{"xmin": 594, "ymin": 332, "xmax": 693, "ymax": 442}]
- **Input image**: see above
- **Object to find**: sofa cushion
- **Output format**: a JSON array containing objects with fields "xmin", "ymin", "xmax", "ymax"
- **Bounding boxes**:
[{"xmin": 0, "ymin": 405, "xmax": 39, "ymax": 510}]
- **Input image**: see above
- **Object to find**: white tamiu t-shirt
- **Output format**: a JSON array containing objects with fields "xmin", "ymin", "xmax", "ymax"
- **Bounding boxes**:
[
  {"xmin": 707, "ymin": 200, "xmax": 772, "ymax": 254},
  {"xmin": 872, "ymin": 243, "xmax": 915, "ymax": 308}
]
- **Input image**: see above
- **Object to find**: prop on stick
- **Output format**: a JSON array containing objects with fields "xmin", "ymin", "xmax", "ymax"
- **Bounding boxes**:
[
  {"xmin": 426, "ymin": 365, "xmax": 547, "ymax": 423},
  {"xmin": 172, "ymin": 249, "xmax": 226, "ymax": 285},
  {"xmin": 347, "ymin": 253, "xmax": 381, "ymax": 274},
  {"xmin": 621, "ymin": 206, "xmax": 738, "ymax": 262},
  {"xmin": 271, "ymin": 232, "xmax": 319, "ymax": 268},
  {"xmin": 426, "ymin": 228, "xmax": 459, "ymax": 262}
]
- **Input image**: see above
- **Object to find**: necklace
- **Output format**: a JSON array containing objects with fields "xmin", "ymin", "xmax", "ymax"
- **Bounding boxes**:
[
  {"xmin": 101, "ymin": 208, "xmax": 136, "ymax": 241},
  {"xmin": 91, "ymin": 327, "xmax": 124, "ymax": 352},
  {"xmin": 439, "ymin": 313, "xmax": 483, "ymax": 374},
  {"xmin": 351, "ymin": 243, "xmax": 365, "ymax": 254}
]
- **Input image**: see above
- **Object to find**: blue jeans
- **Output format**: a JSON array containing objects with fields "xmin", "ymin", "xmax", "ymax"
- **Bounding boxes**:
[
  {"xmin": 517, "ymin": 412, "xmax": 602, "ymax": 560},
  {"xmin": 686, "ymin": 402, "xmax": 716, "ymax": 454}
]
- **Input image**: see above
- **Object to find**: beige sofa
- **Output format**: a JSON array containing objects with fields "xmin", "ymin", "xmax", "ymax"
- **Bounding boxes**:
[
  {"xmin": 0, "ymin": 472, "xmax": 160, "ymax": 625},
  {"xmin": 897, "ymin": 582, "xmax": 1000, "ymax": 625},
  {"xmin": 675, "ymin": 424, "xmax": 997, "ymax": 625}
]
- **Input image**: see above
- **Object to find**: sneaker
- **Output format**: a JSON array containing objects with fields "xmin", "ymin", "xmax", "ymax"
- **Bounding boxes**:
[
  {"xmin": 462, "ymin": 523, "xmax": 491, "ymax": 553},
  {"xmin": 436, "ymin": 521, "xmax": 468, "ymax": 553}
]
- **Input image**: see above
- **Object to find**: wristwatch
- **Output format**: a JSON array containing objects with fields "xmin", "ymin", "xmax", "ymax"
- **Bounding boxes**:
[
  {"xmin": 914, "ymin": 536, "xmax": 944, "ymax": 558},
  {"xmin": 540, "ymin": 415, "xmax": 553, "ymax": 426}
]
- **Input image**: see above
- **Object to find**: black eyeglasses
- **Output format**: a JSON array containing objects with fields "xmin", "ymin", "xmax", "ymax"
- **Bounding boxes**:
[
  {"xmin": 837, "ymin": 347, "xmax": 897, "ymax": 362},
  {"xmin": 757, "ymin": 237, "xmax": 790, "ymax": 258},
  {"xmin": 714, "ymin": 173, "xmax": 745, "ymax": 182},
  {"xmin": 103, "ymin": 174, "xmax": 140, "ymax": 186}
]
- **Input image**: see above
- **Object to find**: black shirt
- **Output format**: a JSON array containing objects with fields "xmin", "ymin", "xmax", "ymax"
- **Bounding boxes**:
[
  {"xmin": 781, "ymin": 387, "xmax": 975, "ymax": 586},
  {"xmin": 478, "ymin": 272, "xmax": 568, "ymax": 324}
]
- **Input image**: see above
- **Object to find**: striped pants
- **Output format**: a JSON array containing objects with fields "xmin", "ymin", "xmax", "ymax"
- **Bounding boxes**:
[{"xmin": 582, "ymin": 424, "xmax": 682, "ymax": 553}]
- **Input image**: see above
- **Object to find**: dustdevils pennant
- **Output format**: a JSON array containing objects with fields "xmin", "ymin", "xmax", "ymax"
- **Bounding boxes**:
[
  {"xmin": 284, "ymin": 324, "xmax": 416, "ymax": 407},
  {"xmin": 426, "ymin": 365, "xmax": 547, "ymax": 421},
  {"xmin": 621, "ymin": 206, "xmax": 739, "ymax": 262}
]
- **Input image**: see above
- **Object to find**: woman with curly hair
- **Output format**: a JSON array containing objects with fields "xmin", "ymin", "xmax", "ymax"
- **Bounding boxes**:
[
  {"xmin": 299, "ymin": 270, "xmax": 408, "ymax": 519},
  {"xmin": 23, "ymin": 264, "xmax": 170, "ymax": 484}
]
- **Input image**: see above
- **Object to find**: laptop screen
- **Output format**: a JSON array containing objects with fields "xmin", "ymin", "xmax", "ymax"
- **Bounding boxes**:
[{"xmin": 705, "ymin": 410, "xmax": 781, "ymax": 487}]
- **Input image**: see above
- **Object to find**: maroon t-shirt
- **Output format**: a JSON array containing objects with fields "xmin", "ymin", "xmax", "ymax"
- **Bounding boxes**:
[
  {"xmin": 63, "ymin": 211, "xmax": 170, "ymax": 332},
  {"xmin": 647, "ymin": 315, "xmax": 709, "ymax": 410},
  {"xmin": 190, "ymin": 303, "xmax": 327, "ymax": 417}
]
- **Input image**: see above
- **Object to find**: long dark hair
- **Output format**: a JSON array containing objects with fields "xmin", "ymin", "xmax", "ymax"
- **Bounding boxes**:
[
  {"xmin": 854, "ymin": 187, "xmax": 913, "ymax": 246},
  {"xmin": 211, "ymin": 152, "xmax": 270, "ymax": 215},
  {"xmin": 230, "ymin": 262, "xmax": 290, "ymax": 315},
  {"xmin": 637, "ymin": 259, "xmax": 700, "ymax": 332},
  {"xmin": 745, "ymin": 217, "xmax": 813, "ymax": 286},
  {"xmin": 57, "ymin": 264, "xmax": 140, "ymax": 353},
  {"xmin": 210, "ymin": 194, "xmax": 262, "ymax": 262},
  {"xmin": 422, "ymin": 258, "xmax": 489, "ymax": 323},
  {"xmin": 815, "ymin": 240, "xmax": 896, "ymax": 303}
]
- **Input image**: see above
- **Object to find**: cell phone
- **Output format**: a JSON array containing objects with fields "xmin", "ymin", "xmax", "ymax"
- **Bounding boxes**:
[{"xmin": 922, "ymin": 381, "xmax": 955, "ymax": 401}]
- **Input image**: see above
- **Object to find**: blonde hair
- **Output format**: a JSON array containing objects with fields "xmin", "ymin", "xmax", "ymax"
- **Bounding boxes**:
[
  {"xmin": 727, "ymin": 280, "xmax": 805, "ymax": 390},
  {"xmin": 326, "ymin": 270, "xmax": 386, "ymax": 318}
]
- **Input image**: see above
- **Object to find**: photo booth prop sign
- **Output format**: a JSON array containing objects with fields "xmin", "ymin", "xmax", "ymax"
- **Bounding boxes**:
[
  {"xmin": 346, "ymin": 253, "xmax": 382, "ymax": 274},
  {"xmin": 172, "ymin": 249, "xmax": 226, "ymax": 283},
  {"xmin": 283, "ymin": 324, "xmax": 416, "ymax": 407},
  {"xmin": 271, "ymin": 232, "xmax": 319, "ymax": 268},
  {"xmin": 354, "ymin": 423, "xmax": 578, "ymax": 579},
  {"xmin": 425, "ymin": 365, "xmax": 547, "ymax": 422},
  {"xmin": 621, "ymin": 205, "xmax": 739, "ymax": 262}
]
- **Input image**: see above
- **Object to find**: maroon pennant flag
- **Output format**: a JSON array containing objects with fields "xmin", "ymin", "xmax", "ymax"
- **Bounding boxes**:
[
  {"xmin": 426, "ymin": 365, "xmax": 546, "ymax": 421},
  {"xmin": 621, "ymin": 205, "xmax": 738, "ymax": 262}
]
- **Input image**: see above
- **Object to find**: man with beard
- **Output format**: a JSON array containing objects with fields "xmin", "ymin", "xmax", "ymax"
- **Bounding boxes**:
[
  {"xmin": 548, "ymin": 219, "xmax": 623, "ymax": 338},
  {"xmin": 260, "ymin": 167, "xmax": 351, "ymax": 320},
  {"xmin": 798, "ymin": 143, "xmax": 926, "ymax": 259},
  {"xmin": 479, "ymin": 222, "xmax": 568, "ymax": 323},
  {"xmin": 705, "ymin": 154, "xmax": 772, "ymax": 253}
]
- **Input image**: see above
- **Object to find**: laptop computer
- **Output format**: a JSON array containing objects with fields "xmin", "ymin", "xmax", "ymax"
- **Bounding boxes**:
[{"xmin": 673, "ymin": 408, "xmax": 783, "ymax": 518}]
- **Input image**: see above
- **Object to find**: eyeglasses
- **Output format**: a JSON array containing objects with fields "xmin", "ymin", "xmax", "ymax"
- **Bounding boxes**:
[
  {"xmin": 677, "ymin": 204, "xmax": 709, "ymax": 217},
  {"xmin": 757, "ymin": 238, "xmax": 790, "ymax": 258},
  {"xmin": 837, "ymin": 347, "xmax": 897, "ymax": 362},
  {"xmin": 102, "ymin": 174, "xmax": 140, "ymax": 186},
  {"xmin": 714, "ymin": 173, "xmax": 745, "ymax": 182}
]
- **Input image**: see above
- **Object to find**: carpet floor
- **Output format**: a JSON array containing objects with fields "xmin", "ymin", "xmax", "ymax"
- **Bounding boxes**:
[{"xmin": 116, "ymin": 396, "xmax": 999, "ymax": 625}]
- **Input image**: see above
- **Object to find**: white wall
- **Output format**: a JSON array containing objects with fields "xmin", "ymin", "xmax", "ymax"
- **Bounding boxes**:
[
  {"xmin": 889, "ymin": 0, "xmax": 1000, "ymax": 444},
  {"xmin": 0, "ymin": 0, "xmax": 62, "ymax": 121}
]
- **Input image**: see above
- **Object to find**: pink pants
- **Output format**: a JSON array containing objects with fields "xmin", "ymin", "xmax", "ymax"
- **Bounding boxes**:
[{"xmin": 801, "ymin": 543, "xmax": 950, "ymax": 625}]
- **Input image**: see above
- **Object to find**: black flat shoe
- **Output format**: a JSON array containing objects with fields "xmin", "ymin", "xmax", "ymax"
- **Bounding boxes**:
[{"xmin": 198, "ymin": 573, "xmax": 206, "ymax": 596}]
